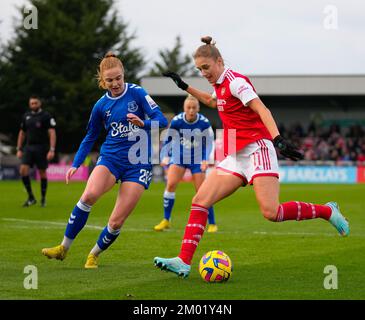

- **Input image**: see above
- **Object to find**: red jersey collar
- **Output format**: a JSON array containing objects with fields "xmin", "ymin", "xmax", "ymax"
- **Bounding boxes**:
[{"xmin": 215, "ymin": 68, "xmax": 231, "ymax": 85}]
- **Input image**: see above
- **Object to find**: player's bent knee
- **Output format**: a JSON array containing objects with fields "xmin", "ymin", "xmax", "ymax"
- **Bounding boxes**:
[
  {"xmin": 261, "ymin": 208, "xmax": 278, "ymax": 222},
  {"xmin": 81, "ymin": 191, "xmax": 99, "ymax": 205},
  {"xmin": 108, "ymin": 219, "xmax": 123, "ymax": 230},
  {"xmin": 192, "ymin": 194, "xmax": 210, "ymax": 208}
]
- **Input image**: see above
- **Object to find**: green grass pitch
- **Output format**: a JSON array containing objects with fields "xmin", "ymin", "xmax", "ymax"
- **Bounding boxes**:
[{"xmin": 0, "ymin": 180, "xmax": 364, "ymax": 300}]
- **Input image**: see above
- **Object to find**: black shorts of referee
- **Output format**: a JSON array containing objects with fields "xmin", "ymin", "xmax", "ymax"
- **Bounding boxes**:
[{"xmin": 21, "ymin": 144, "xmax": 50, "ymax": 170}]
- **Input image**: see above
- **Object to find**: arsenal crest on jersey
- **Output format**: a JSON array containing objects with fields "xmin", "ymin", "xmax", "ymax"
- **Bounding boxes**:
[{"xmin": 221, "ymin": 87, "xmax": 226, "ymax": 95}]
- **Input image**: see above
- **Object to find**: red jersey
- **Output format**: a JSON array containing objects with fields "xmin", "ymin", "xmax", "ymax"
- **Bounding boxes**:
[{"xmin": 213, "ymin": 68, "xmax": 272, "ymax": 156}]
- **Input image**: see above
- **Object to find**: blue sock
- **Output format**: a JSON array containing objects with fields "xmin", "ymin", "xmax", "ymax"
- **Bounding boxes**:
[
  {"xmin": 64, "ymin": 200, "xmax": 91, "ymax": 239},
  {"xmin": 208, "ymin": 207, "xmax": 216, "ymax": 224},
  {"xmin": 96, "ymin": 225, "xmax": 120, "ymax": 251},
  {"xmin": 163, "ymin": 191, "xmax": 175, "ymax": 220}
]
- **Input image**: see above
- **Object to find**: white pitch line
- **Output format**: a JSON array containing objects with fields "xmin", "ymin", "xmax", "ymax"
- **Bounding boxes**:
[
  {"xmin": 2, "ymin": 218, "xmax": 364, "ymax": 237},
  {"xmin": 1, "ymin": 218, "xmax": 151, "ymax": 232},
  {"xmin": 2, "ymin": 217, "xmax": 102, "ymax": 230}
]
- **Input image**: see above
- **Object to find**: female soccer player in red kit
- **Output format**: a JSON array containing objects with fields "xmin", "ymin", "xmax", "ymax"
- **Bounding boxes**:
[{"xmin": 154, "ymin": 36, "xmax": 349, "ymax": 278}]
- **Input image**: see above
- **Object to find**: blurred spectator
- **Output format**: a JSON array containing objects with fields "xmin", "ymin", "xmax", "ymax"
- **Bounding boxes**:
[{"xmin": 278, "ymin": 123, "xmax": 365, "ymax": 162}]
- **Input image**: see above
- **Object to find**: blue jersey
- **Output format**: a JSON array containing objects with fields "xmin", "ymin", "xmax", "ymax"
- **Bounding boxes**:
[
  {"xmin": 161, "ymin": 112, "xmax": 214, "ymax": 165},
  {"xmin": 73, "ymin": 83, "xmax": 168, "ymax": 168}
]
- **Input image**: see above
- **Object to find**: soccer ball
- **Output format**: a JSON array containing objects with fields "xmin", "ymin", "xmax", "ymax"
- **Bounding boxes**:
[{"xmin": 199, "ymin": 250, "xmax": 232, "ymax": 282}]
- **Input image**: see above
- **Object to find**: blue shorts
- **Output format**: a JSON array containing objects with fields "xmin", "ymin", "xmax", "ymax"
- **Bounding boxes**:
[
  {"xmin": 170, "ymin": 162, "xmax": 202, "ymax": 174},
  {"xmin": 96, "ymin": 155, "xmax": 153, "ymax": 189}
]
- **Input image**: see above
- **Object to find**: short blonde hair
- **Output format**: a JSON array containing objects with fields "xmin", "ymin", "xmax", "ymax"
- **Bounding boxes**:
[
  {"xmin": 184, "ymin": 94, "xmax": 200, "ymax": 106},
  {"xmin": 97, "ymin": 52, "xmax": 124, "ymax": 89}
]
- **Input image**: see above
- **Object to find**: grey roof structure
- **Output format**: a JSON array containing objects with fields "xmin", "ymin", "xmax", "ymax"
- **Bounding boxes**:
[{"xmin": 142, "ymin": 75, "xmax": 365, "ymax": 96}]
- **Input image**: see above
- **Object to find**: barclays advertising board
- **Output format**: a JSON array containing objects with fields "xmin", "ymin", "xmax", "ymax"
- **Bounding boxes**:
[{"xmin": 278, "ymin": 166, "xmax": 357, "ymax": 184}]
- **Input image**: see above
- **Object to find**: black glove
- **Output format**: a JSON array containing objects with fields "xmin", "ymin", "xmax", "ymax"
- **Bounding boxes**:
[
  {"xmin": 162, "ymin": 71, "xmax": 189, "ymax": 91},
  {"xmin": 273, "ymin": 135, "xmax": 304, "ymax": 161}
]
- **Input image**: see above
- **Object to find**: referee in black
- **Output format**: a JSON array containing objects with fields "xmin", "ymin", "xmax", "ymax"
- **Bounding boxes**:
[{"xmin": 16, "ymin": 95, "xmax": 57, "ymax": 207}]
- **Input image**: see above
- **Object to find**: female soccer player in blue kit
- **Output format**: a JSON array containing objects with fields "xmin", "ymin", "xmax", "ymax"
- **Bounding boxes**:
[
  {"xmin": 154, "ymin": 95, "xmax": 218, "ymax": 233},
  {"xmin": 42, "ymin": 52, "xmax": 167, "ymax": 268}
]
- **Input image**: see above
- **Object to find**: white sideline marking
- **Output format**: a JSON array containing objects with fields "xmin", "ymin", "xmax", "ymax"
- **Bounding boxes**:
[
  {"xmin": 2, "ymin": 218, "xmax": 363, "ymax": 237},
  {"xmin": 2, "ymin": 217, "xmax": 102, "ymax": 230},
  {"xmin": 1, "ymin": 218, "xmax": 151, "ymax": 232}
]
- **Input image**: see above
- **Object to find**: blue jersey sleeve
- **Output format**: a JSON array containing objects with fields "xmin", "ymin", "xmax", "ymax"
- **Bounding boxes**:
[
  {"xmin": 134, "ymin": 87, "xmax": 168, "ymax": 129},
  {"xmin": 72, "ymin": 102, "xmax": 103, "ymax": 168}
]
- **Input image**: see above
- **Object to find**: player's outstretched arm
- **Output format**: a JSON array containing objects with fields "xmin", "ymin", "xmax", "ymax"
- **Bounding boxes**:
[
  {"xmin": 162, "ymin": 71, "xmax": 189, "ymax": 90},
  {"xmin": 163, "ymin": 71, "xmax": 217, "ymax": 108}
]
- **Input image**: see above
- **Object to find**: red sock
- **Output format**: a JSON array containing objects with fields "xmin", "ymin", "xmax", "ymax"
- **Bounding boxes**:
[
  {"xmin": 178, "ymin": 204, "xmax": 208, "ymax": 265},
  {"xmin": 276, "ymin": 201, "xmax": 332, "ymax": 221}
]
